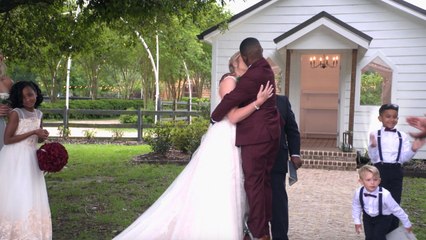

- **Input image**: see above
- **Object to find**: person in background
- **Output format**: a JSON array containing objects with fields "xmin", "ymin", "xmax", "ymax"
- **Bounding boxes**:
[
  {"xmin": 0, "ymin": 81, "xmax": 51, "ymax": 239},
  {"xmin": 406, "ymin": 115, "xmax": 426, "ymax": 139},
  {"xmin": 0, "ymin": 52, "xmax": 13, "ymax": 150},
  {"xmin": 368, "ymin": 103, "xmax": 425, "ymax": 232},
  {"xmin": 271, "ymin": 95, "xmax": 301, "ymax": 240},
  {"xmin": 352, "ymin": 165, "xmax": 412, "ymax": 240}
]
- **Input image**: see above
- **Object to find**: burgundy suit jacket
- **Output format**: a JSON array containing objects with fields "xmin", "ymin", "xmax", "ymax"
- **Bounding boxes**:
[{"xmin": 211, "ymin": 58, "xmax": 281, "ymax": 146}]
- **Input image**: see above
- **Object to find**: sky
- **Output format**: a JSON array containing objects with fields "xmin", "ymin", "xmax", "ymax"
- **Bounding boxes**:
[{"xmin": 226, "ymin": 0, "xmax": 426, "ymax": 14}]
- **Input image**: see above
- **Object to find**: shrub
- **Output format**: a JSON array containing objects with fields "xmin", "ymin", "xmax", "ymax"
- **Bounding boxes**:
[
  {"xmin": 119, "ymin": 108, "xmax": 138, "ymax": 123},
  {"xmin": 171, "ymin": 118, "xmax": 209, "ymax": 154},
  {"xmin": 111, "ymin": 129, "xmax": 124, "ymax": 141},
  {"xmin": 83, "ymin": 129, "xmax": 96, "ymax": 140},
  {"xmin": 144, "ymin": 122, "xmax": 174, "ymax": 155},
  {"xmin": 57, "ymin": 126, "xmax": 71, "ymax": 139}
]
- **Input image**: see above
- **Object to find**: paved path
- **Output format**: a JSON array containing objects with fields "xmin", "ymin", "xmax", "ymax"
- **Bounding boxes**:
[{"xmin": 287, "ymin": 168, "xmax": 365, "ymax": 240}]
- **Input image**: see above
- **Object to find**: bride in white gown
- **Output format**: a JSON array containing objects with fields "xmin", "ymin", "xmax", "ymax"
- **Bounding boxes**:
[{"xmin": 113, "ymin": 52, "xmax": 273, "ymax": 240}]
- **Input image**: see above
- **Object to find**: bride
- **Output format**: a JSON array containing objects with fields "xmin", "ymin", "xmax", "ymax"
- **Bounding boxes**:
[{"xmin": 113, "ymin": 52, "xmax": 273, "ymax": 240}]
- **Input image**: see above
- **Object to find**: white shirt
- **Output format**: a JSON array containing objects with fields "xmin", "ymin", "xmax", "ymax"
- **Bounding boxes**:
[
  {"xmin": 368, "ymin": 127, "xmax": 416, "ymax": 164},
  {"xmin": 352, "ymin": 186, "xmax": 412, "ymax": 228}
]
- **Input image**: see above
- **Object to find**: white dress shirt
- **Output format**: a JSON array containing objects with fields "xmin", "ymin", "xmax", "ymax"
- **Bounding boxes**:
[
  {"xmin": 368, "ymin": 127, "xmax": 416, "ymax": 164},
  {"xmin": 352, "ymin": 186, "xmax": 412, "ymax": 228}
]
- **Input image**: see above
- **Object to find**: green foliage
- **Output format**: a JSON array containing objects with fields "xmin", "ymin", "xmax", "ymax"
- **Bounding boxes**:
[
  {"xmin": 45, "ymin": 144, "xmax": 185, "ymax": 239},
  {"xmin": 111, "ymin": 129, "xmax": 124, "ymax": 141},
  {"xmin": 41, "ymin": 99, "xmax": 144, "ymax": 119},
  {"xmin": 144, "ymin": 122, "xmax": 174, "ymax": 155},
  {"xmin": 171, "ymin": 118, "xmax": 209, "ymax": 154},
  {"xmin": 57, "ymin": 125, "xmax": 71, "ymax": 139},
  {"xmin": 402, "ymin": 176, "xmax": 426, "ymax": 240},
  {"xmin": 119, "ymin": 107, "xmax": 138, "ymax": 124},
  {"xmin": 360, "ymin": 71, "xmax": 383, "ymax": 105},
  {"xmin": 83, "ymin": 129, "xmax": 96, "ymax": 140}
]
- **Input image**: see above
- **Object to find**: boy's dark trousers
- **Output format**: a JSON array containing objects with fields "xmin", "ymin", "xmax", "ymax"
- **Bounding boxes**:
[
  {"xmin": 374, "ymin": 163, "xmax": 403, "ymax": 231},
  {"xmin": 363, "ymin": 213, "xmax": 393, "ymax": 240}
]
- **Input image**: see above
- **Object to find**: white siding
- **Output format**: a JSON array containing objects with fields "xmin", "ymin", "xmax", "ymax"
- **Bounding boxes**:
[{"xmin": 206, "ymin": 0, "xmax": 426, "ymax": 158}]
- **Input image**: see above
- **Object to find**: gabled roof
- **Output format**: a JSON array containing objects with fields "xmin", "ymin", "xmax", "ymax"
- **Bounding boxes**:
[
  {"xmin": 198, "ymin": 0, "xmax": 426, "ymax": 41},
  {"xmin": 197, "ymin": 0, "xmax": 275, "ymax": 40},
  {"xmin": 273, "ymin": 11, "xmax": 372, "ymax": 49}
]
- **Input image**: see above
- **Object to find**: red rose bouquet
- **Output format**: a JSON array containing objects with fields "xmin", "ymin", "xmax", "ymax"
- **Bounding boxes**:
[{"xmin": 37, "ymin": 142, "xmax": 69, "ymax": 172}]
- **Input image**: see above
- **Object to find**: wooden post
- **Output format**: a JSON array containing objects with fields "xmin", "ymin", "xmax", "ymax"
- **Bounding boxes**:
[
  {"xmin": 137, "ymin": 107, "xmax": 142, "ymax": 143},
  {"xmin": 349, "ymin": 49, "xmax": 358, "ymax": 146},
  {"xmin": 285, "ymin": 49, "xmax": 291, "ymax": 96}
]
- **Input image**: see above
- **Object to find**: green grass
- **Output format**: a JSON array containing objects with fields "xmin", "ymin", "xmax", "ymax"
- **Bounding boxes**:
[
  {"xmin": 402, "ymin": 177, "xmax": 426, "ymax": 239},
  {"xmin": 47, "ymin": 144, "xmax": 426, "ymax": 239},
  {"xmin": 47, "ymin": 144, "xmax": 184, "ymax": 239}
]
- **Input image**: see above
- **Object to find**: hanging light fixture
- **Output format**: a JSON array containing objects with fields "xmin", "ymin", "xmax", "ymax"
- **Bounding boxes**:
[{"xmin": 309, "ymin": 54, "xmax": 339, "ymax": 69}]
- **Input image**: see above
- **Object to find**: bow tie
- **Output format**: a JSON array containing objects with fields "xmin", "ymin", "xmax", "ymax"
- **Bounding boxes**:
[
  {"xmin": 384, "ymin": 128, "xmax": 396, "ymax": 132},
  {"xmin": 364, "ymin": 193, "xmax": 377, "ymax": 198}
]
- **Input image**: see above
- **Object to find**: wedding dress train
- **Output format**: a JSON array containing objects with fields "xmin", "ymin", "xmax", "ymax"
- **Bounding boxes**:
[{"xmin": 114, "ymin": 118, "xmax": 246, "ymax": 240}]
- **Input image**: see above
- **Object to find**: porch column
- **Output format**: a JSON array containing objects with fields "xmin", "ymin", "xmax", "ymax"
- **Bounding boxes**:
[
  {"xmin": 349, "ymin": 49, "xmax": 358, "ymax": 145},
  {"xmin": 285, "ymin": 49, "xmax": 291, "ymax": 96}
]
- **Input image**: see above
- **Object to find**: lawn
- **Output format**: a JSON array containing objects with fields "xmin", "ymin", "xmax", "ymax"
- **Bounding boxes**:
[
  {"xmin": 47, "ymin": 144, "xmax": 426, "ymax": 239},
  {"xmin": 47, "ymin": 144, "xmax": 184, "ymax": 239}
]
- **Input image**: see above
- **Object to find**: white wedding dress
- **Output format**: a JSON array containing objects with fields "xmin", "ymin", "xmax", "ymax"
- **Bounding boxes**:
[
  {"xmin": 114, "ymin": 118, "xmax": 246, "ymax": 240},
  {"xmin": 0, "ymin": 108, "xmax": 52, "ymax": 239}
]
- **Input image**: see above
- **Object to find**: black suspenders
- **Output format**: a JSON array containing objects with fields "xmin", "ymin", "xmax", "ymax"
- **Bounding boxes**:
[
  {"xmin": 359, "ymin": 186, "xmax": 383, "ymax": 215},
  {"xmin": 377, "ymin": 130, "xmax": 402, "ymax": 163}
]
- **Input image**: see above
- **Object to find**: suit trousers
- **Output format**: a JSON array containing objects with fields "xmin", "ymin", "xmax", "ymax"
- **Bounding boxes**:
[
  {"xmin": 374, "ymin": 163, "xmax": 403, "ymax": 232},
  {"xmin": 241, "ymin": 140, "xmax": 280, "ymax": 237},
  {"xmin": 363, "ymin": 213, "xmax": 393, "ymax": 240},
  {"xmin": 271, "ymin": 171, "xmax": 289, "ymax": 240}
]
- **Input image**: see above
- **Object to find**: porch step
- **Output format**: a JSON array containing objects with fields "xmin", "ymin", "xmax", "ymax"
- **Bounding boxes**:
[{"xmin": 300, "ymin": 149, "xmax": 357, "ymax": 171}]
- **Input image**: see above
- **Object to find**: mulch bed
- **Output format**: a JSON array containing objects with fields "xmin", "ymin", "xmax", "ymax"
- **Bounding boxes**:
[{"xmin": 132, "ymin": 149, "xmax": 191, "ymax": 165}]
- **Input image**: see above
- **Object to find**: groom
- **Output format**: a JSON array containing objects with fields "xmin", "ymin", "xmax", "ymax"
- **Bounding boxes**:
[{"xmin": 211, "ymin": 37, "xmax": 281, "ymax": 240}]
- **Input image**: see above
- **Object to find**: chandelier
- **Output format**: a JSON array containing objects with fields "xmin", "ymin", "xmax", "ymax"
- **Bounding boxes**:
[{"xmin": 309, "ymin": 54, "xmax": 339, "ymax": 69}]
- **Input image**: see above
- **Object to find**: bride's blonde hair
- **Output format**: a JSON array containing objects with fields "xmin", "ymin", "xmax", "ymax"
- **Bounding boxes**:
[{"xmin": 228, "ymin": 51, "xmax": 241, "ymax": 74}]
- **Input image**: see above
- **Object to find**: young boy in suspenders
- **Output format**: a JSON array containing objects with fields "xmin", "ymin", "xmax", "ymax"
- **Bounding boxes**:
[
  {"xmin": 367, "ymin": 103, "xmax": 425, "ymax": 231},
  {"xmin": 352, "ymin": 165, "xmax": 412, "ymax": 240}
]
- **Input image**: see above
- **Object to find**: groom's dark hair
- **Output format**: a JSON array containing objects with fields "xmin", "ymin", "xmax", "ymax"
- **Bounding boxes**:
[{"xmin": 240, "ymin": 37, "xmax": 263, "ymax": 63}]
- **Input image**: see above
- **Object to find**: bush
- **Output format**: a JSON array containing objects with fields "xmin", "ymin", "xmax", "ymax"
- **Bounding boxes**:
[
  {"xmin": 57, "ymin": 126, "xmax": 71, "ymax": 139},
  {"xmin": 144, "ymin": 121, "xmax": 174, "ymax": 155},
  {"xmin": 171, "ymin": 118, "xmax": 209, "ymax": 154},
  {"xmin": 119, "ymin": 107, "xmax": 138, "ymax": 123},
  {"xmin": 119, "ymin": 107, "xmax": 155, "ymax": 125},
  {"xmin": 111, "ymin": 129, "xmax": 124, "ymax": 141},
  {"xmin": 41, "ymin": 99, "xmax": 145, "ymax": 119}
]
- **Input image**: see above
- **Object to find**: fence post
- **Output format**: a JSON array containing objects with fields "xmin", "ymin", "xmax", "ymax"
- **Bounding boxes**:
[{"xmin": 137, "ymin": 107, "xmax": 142, "ymax": 143}]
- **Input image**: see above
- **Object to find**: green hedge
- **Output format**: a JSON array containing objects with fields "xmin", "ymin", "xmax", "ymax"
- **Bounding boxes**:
[
  {"xmin": 40, "ymin": 99, "xmax": 146, "ymax": 119},
  {"xmin": 145, "ymin": 118, "xmax": 210, "ymax": 155}
]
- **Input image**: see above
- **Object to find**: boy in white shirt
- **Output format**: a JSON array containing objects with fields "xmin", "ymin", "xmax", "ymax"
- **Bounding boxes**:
[
  {"xmin": 368, "ymin": 103, "xmax": 424, "ymax": 231},
  {"xmin": 352, "ymin": 165, "xmax": 412, "ymax": 240}
]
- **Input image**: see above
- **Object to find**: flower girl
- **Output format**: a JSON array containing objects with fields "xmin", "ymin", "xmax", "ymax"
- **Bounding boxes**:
[{"xmin": 0, "ymin": 81, "xmax": 51, "ymax": 239}]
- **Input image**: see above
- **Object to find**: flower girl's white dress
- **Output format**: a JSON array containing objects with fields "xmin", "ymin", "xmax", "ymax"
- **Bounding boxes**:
[
  {"xmin": 114, "ymin": 118, "xmax": 246, "ymax": 240},
  {"xmin": 0, "ymin": 108, "xmax": 52, "ymax": 239}
]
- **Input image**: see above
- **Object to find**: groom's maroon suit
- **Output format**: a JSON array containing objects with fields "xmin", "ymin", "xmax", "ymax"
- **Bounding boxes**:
[{"xmin": 211, "ymin": 58, "xmax": 281, "ymax": 237}]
